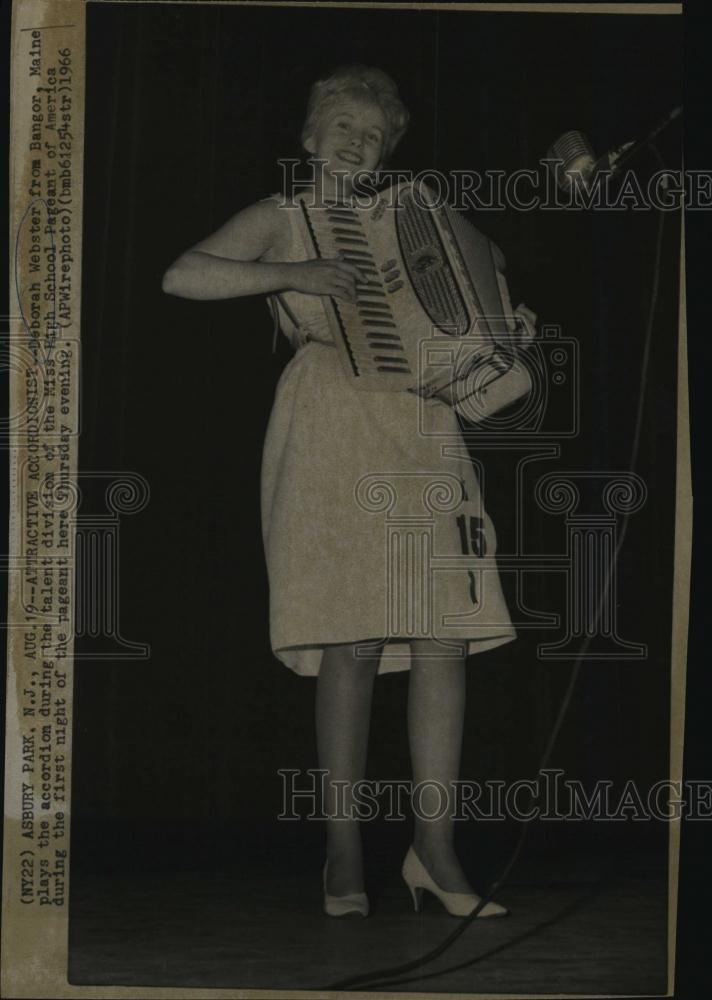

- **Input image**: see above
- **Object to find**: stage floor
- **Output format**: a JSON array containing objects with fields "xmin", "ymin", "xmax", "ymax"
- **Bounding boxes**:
[{"xmin": 68, "ymin": 840, "xmax": 669, "ymax": 994}]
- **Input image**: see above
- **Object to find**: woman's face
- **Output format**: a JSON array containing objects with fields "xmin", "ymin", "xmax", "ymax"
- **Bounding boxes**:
[{"xmin": 306, "ymin": 96, "xmax": 388, "ymax": 190}]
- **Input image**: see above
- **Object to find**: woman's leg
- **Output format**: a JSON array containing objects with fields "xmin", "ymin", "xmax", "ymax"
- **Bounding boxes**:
[
  {"xmin": 315, "ymin": 640, "xmax": 381, "ymax": 896},
  {"xmin": 408, "ymin": 638, "xmax": 475, "ymax": 893}
]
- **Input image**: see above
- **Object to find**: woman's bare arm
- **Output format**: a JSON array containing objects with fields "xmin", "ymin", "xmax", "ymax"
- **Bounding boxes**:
[
  {"xmin": 161, "ymin": 199, "xmax": 363, "ymax": 302},
  {"xmin": 162, "ymin": 200, "xmax": 292, "ymax": 300}
]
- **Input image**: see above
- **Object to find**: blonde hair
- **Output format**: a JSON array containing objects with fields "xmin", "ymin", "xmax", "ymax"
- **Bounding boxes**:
[{"xmin": 301, "ymin": 64, "xmax": 409, "ymax": 164}]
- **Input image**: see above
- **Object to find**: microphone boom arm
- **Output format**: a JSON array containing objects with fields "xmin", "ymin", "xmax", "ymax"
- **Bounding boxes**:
[{"xmin": 594, "ymin": 105, "xmax": 682, "ymax": 178}]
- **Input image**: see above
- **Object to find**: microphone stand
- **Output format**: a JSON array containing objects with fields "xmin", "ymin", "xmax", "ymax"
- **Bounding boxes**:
[{"xmin": 593, "ymin": 105, "xmax": 682, "ymax": 179}]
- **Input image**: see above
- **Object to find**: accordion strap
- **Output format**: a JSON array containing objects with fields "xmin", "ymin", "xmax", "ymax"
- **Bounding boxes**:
[
  {"xmin": 268, "ymin": 291, "xmax": 336, "ymax": 353},
  {"xmin": 259, "ymin": 192, "xmax": 316, "ymax": 353}
]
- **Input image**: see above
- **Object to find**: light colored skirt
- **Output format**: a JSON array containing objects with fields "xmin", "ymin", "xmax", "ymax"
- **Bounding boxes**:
[{"xmin": 260, "ymin": 342, "xmax": 516, "ymax": 676}]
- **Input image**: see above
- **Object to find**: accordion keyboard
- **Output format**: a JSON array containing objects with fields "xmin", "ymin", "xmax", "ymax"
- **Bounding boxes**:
[{"xmin": 301, "ymin": 202, "xmax": 413, "ymax": 377}]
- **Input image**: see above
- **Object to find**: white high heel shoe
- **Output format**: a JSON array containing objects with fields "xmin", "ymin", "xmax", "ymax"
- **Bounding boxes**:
[
  {"xmin": 402, "ymin": 845, "xmax": 509, "ymax": 918},
  {"xmin": 322, "ymin": 860, "xmax": 370, "ymax": 918}
]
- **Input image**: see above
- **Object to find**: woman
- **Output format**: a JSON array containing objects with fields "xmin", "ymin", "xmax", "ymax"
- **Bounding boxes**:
[{"xmin": 163, "ymin": 64, "xmax": 535, "ymax": 918}]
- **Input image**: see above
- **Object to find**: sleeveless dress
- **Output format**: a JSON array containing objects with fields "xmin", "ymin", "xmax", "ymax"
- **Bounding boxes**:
[{"xmin": 259, "ymin": 195, "xmax": 517, "ymax": 675}]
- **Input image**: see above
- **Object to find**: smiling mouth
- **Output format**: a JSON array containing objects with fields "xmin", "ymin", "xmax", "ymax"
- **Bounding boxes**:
[{"xmin": 336, "ymin": 150, "xmax": 363, "ymax": 165}]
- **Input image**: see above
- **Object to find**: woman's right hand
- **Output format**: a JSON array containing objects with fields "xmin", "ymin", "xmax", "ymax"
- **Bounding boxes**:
[{"xmin": 288, "ymin": 258, "xmax": 364, "ymax": 303}]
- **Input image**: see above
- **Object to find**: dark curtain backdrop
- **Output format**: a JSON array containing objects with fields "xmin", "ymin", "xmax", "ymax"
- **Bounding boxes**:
[{"xmin": 71, "ymin": 1, "xmax": 683, "ymax": 871}]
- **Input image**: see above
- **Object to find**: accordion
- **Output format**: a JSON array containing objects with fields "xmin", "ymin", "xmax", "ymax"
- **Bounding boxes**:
[{"xmin": 292, "ymin": 181, "xmax": 532, "ymax": 424}]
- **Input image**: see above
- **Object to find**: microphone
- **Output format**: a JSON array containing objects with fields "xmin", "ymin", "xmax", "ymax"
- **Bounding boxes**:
[
  {"xmin": 546, "ymin": 107, "xmax": 682, "ymax": 194},
  {"xmin": 546, "ymin": 130, "xmax": 597, "ymax": 192},
  {"xmin": 546, "ymin": 130, "xmax": 635, "ymax": 193}
]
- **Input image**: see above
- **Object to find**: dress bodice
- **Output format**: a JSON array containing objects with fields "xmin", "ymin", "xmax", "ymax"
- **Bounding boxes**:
[{"xmin": 259, "ymin": 194, "xmax": 335, "ymax": 352}]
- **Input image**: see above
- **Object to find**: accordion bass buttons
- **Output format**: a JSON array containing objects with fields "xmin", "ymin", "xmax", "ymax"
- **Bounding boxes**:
[{"xmin": 380, "ymin": 259, "xmax": 403, "ymax": 293}]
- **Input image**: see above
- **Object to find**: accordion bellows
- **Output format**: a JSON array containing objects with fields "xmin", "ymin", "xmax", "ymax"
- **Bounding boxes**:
[{"xmin": 292, "ymin": 181, "xmax": 532, "ymax": 423}]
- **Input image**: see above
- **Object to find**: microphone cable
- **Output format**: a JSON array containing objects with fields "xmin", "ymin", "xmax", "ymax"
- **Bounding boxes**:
[{"xmin": 324, "ymin": 139, "xmax": 678, "ymax": 993}]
